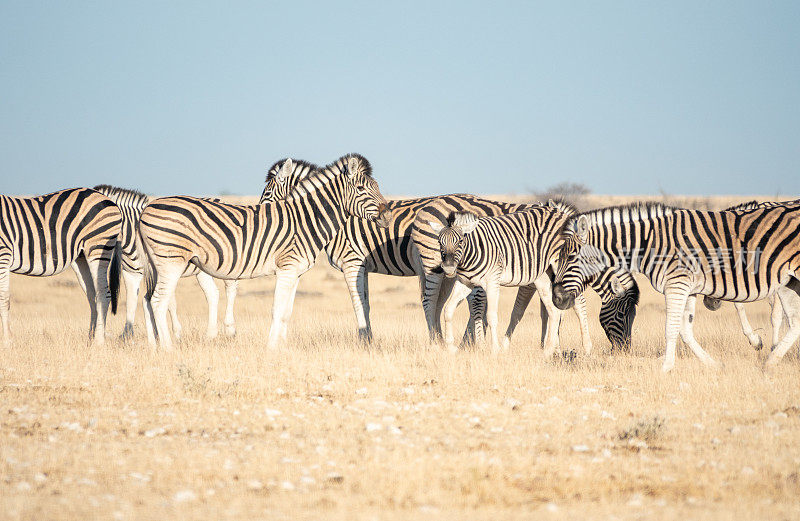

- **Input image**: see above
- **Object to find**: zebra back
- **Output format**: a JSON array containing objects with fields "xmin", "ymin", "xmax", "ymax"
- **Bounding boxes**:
[
  {"xmin": 139, "ymin": 155, "xmax": 389, "ymax": 281},
  {"xmin": 0, "ymin": 188, "xmax": 122, "ymax": 277},
  {"xmin": 557, "ymin": 202, "xmax": 800, "ymax": 304}
]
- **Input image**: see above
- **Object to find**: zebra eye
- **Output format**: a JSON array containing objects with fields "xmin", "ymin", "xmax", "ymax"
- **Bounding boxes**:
[{"xmin": 356, "ymin": 185, "xmax": 366, "ymax": 193}]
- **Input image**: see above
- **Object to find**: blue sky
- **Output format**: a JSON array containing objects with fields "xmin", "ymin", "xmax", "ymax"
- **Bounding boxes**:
[{"xmin": 1, "ymin": 1, "xmax": 798, "ymax": 197}]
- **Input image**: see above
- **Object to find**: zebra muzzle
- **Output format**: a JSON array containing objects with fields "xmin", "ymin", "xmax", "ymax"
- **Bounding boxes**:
[
  {"xmin": 552, "ymin": 283, "xmax": 575, "ymax": 310},
  {"xmin": 442, "ymin": 263, "xmax": 457, "ymax": 277}
]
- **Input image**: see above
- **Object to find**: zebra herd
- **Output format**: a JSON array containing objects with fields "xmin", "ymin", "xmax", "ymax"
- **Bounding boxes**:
[{"xmin": 1, "ymin": 153, "xmax": 798, "ymax": 372}]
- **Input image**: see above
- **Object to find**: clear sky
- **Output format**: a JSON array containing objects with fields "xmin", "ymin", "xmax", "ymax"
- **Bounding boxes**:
[{"xmin": 1, "ymin": 1, "xmax": 798, "ymax": 197}]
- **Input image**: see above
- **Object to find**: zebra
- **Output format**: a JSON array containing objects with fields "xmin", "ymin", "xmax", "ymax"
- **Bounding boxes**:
[
  {"xmin": 93, "ymin": 185, "xmax": 240, "ymax": 340},
  {"xmin": 138, "ymin": 154, "xmax": 391, "ymax": 350},
  {"xmin": 551, "ymin": 202, "xmax": 800, "ymax": 371},
  {"xmin": 702, "ymin": 200, "xmax": 800, "ymax": 350},
  {"xmin": 0, "ymin": 188, "xmax": 122, "ymax": 345},
  {"xmin": 428, "ymin": 207, "xmax": 600, "ymax": 355}
]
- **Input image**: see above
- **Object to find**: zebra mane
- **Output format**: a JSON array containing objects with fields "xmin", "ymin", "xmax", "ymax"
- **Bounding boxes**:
[
  {"xmin": 264, "ymin": 158, "xmax": 319, "ymax": 183},
  {"xmin": 329, "ymin": 153, "xmax": 373, "ymax": 178},
  {"xmin": 724, "ymin": 200, "xmax": 760, "ymax": 211},
  {"xmin": 93, "ymin": 184, "xmax": 150, "ymax": 205}
]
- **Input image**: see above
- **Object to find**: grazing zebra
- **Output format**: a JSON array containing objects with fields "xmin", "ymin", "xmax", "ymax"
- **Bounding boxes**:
[
  {"xmin": 703, "ymin": 200, "xmax": 800, "ymax": 349},
  {"xmin": 551, "ymin": 203, "xmax": 800, "ymax": 371},
  {"xmin": 93, "ymin": 185, "xmax": 240, "ymax": 340},
  {"xmin": 139, "ymin": 154, "xmax": 391, "ymax": 349},
  {"xmin": 0, "ymin": 188, "xmax": 122, "ymax": 345},
  {"xmin": 428, "ymin": 207, "xmax": 602, "ymax": 355},
  {"xmin": 259, "ymin": 161, "xmax": 511, "ymax": 343}
]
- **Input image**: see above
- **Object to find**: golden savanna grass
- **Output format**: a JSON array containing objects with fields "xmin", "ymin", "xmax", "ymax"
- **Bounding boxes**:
[{"xmin": 1, "ymin": 195, "xmax": 800, "ymax": 520}]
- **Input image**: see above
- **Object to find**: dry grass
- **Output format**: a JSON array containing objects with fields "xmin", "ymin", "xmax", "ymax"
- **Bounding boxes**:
[{"xmin": 2, "ymin": 195, "xmax": 800, "ymax": 520}]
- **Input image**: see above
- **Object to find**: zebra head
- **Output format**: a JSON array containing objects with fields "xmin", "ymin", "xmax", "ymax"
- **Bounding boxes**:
[
  {"xmin": 597, "ymin": 270, "xmax": 640, "ymax": 351},
  {"xmin": 338, "ymin": 154, "xmax": 392, "ymax": 228},
  {"xmin": 429, "ymin": 212, "xmax": 479, "ymax": 278},
  {"xmin": 260, "ymin": 158, "xmax": 314, "ymax": 203},
  {"xmin": 552, "ymin": 214, "xmax": 611, "ymax": 310}
]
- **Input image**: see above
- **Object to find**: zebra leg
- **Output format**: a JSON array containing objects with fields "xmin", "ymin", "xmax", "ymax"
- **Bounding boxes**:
[
  {"xmin": 72, "ymin": 257, "xmax": 99, "ymax": 342},
  {"xmin": 661, "ymin": 284, "xmax": 692, "ymax": 372},
  {"xmin": 121, "ymin": 270, "xmax": 142, "ymax": 340},
  {"xmin": 150, "ymin": 266, "xmax": 183, "ymax": 350},
  {"xmin": 440, "ymin": 280, "xmax": 474, "ymax": 353},
  {"xmin": 502, "ymin": 285, "xmax": 536, "ymax": 350},
  {"xmin": 484, "ymin": 282, "xmax": 503, "ymax": 354},
  {"xmin": 142, "ymin": 295, "xmax": 157, "ymax": 347},
  {"xmin": 267, "ymin": 269, "xmax": 300, "ymax": 349},
  {"xmin": 435, "ymin": 276, "xmax": 457, "ymax": 338},
  {"xmin": 462, "ymin": 288, "xmax": 486, "ymax": 347},
  {"xmin": 223, "ymin": 280, "xmax": 238, "ymax": 336},
  {"xmin": 86, "ymin": 256, "xmax": 112, "ymax": 346},
  {"xmin": 279, "ymin": 277, "xmax": 301, "ymax": 342},
  {"xmin": 678, "ymin": 296, "xmax": 720, "ymax": 369},
  {"xmin": 535, "ymin": 275, "xmax": 563, "ymax": 359},
  {"xmin": 0, "ymin": 251, "xmax": 12, "ymax": 344},
  {"xmin": 734, "ymin": 302, "xmax": 763, "ymax": 349},
  {"xmin": 572, "ymin": 293, "xmax": 593, "ymax": 355},
  {"xmin": 770, "ymin": 294, "xmax": 783, "ymax": 349},
  {"xmin": 167, "ymin": 294, "xmax": 182, "ymax": 340},
  {"xmin": 196, "ymin": 271, "xmax": 219, "ymax": 338},
  {"xmin": 420, "ymin": 273, "xmax": 443, "ymax": 341},
  {"xmin": 343, "ymin": 264, "xmax": 373, "ymax": 342},
  {"xmin": 461, "ymin": 293, "xmax": 477, "ymax": 346},
  {"xmin": 765, "ymin": 279, "xmax": 800, "ymax": 368}
]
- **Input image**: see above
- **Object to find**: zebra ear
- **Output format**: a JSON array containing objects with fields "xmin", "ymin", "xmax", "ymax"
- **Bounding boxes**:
[
  {"xmin": 610, "ymin": 275, "xmax": 625, "ymax": 297},
  {"xmin": 278, "ymin": 159, "xmax": 293, "ymax": 181},
  {"xmin": 576, "ymin": 215, "xmax": 590, "ymax": 243},
  {"xmin": 453, "ymin": 212, "xmax": 479, "ymax": 234},
  {"xmin": 429, "ymin": 221, "xmax": 444, "ymax": 235},
  {"xmin": 347, "ymin": 157, "xmax": 359, "ymax": 178}
]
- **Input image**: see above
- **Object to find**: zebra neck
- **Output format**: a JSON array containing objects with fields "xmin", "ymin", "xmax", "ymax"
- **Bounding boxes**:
[{"xmin": 286, "ymin": 173, "xmax": 349, "ymax": 252}]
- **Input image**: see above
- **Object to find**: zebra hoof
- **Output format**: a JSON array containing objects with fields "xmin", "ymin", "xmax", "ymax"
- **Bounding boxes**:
[
  {"xmin": 224, "ymin": 325, "xmax": 236, "ymax": 337},
  {"xmin": 752, "ymin": 337, "xmax": 764, "ymax": 350}
]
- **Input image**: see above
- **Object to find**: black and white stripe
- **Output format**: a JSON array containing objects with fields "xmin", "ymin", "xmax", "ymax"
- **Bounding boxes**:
[
  {"xmin": 139, "ymin": 154, "xmax": 391, "ymax": 349},
  {"xmin": 702, "ymin": 200, "xmax": 800, "ymax": 350},
  {"xmin": 552, "ymin": 202, "xmax": 800, "ymax": 370},
  {"xmin": 0, "ymin": 188, "xmax": 122, "ymax": 344}
]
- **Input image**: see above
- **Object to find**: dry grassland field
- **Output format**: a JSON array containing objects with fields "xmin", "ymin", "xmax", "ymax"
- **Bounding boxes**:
[{"xmin": 1, "ymin": 195, "xmax": 800, "ymax": 521}]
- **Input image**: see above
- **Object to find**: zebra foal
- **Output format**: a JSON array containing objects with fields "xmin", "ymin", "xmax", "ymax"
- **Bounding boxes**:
[
  {"xmin": 0, "ymin": 188, "xmax": 122, "ymax": 344},
  {"xmin": 139, "ymin": 154, "xmax": 391, "ymax": 349},
  {"xmin": 552, "ymin": 203, "xmax": 800, "ymax": 371},
  {"xmin": 429, "ymin": 207, "xmax": 584, "ymax": 356}
]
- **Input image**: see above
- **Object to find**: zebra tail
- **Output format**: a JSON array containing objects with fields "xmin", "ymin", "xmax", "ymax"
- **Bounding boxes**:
[
  {"xmin": 109, "ymin": 242, "xmax": 122, "ymax": 315},
  {"xmin": 134, "ymin": 220, "xmax": 156, "ymax": 302}
]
